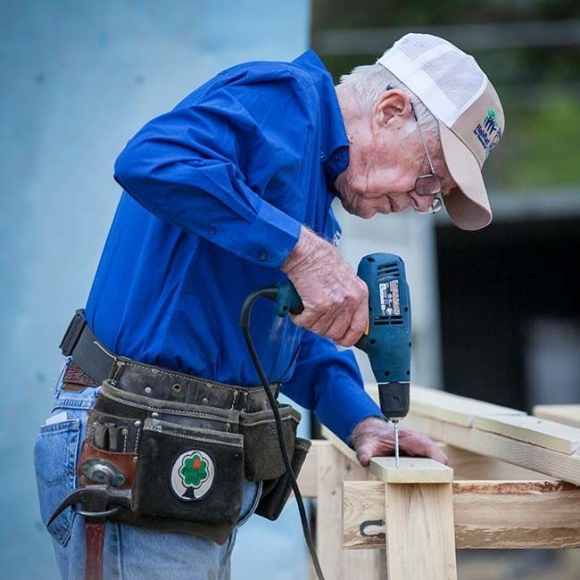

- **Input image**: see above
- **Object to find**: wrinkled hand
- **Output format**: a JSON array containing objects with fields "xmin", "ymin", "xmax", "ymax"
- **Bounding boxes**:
[
  {"xmin": 351, "ymin": 417, "xmax": 449, "ymax": 467},
  {"xmin": 281, "ymin": 227, "xmax": 368, "ymax": 347}
]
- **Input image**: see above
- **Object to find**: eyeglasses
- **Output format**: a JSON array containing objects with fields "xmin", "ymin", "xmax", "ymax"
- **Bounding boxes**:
[{"xmin": 411, "ymin": 103, "xmax": 443, "ymax": 215}]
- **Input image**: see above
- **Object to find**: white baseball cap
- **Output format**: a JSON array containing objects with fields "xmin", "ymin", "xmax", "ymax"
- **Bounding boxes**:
[{"xmin": 377, "ymin": 33, "xmax": 505, "ymax": 230}]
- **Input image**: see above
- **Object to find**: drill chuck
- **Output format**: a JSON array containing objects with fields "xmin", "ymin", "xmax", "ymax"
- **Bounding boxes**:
[{"xmin": 378, "ymin": 381, "xmax": 410, "ymax": 420}]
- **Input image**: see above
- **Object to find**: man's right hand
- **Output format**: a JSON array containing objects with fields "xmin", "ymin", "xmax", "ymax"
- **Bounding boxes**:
[{"xmin": 281, "ymin": 226, "xmax": 368, "ymax": 347}]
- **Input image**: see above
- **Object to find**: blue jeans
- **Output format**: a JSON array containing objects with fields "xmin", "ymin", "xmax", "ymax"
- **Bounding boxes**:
[{"xmin": 33, "ymin": 360, "xmax": 262, "ymax": 579}]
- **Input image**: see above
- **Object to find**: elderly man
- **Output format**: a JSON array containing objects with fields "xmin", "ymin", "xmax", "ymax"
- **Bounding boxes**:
[{"xmin": 34, "ymin": 33, "xmax": 504, "ymax": 579}]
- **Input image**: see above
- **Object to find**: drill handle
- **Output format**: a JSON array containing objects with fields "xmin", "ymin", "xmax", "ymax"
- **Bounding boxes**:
[{"xmin": 273, "ymin": 280, "xmax": 304, "ymax": 317}]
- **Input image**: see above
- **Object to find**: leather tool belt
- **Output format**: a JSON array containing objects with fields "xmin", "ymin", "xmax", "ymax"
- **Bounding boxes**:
[{"xmin": 51, "ymin": 310, "xmax": 311, "ymax": 545}]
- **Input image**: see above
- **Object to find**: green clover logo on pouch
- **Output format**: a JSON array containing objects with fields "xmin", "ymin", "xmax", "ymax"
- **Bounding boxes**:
[
  {"xmin": 171, "ymin": 450, "xmax": 215, "ymax": 501},
  {"xmin": 179, "ymin": 453, "xmax": 209, "ymax": 488}
]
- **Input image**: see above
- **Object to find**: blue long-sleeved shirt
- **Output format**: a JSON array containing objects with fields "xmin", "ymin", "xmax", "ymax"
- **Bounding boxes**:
[{"xmin": 85, "ymin": 49, "xmax": 382, "ymax": 442}]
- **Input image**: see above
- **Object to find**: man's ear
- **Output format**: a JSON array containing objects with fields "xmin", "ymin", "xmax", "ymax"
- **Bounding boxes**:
[{"xmin": 374, "ymin": 90, "xmax": 412, "ymax": 128}]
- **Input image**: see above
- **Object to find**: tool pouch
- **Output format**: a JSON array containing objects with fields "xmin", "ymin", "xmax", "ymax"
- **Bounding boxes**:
[
  {"xmin": 239, "ymin": 404, "xmax": 301, "ymax": 481},
  {"xmin": 255, "ymin": 436, "xmax": 311, "ymax": 521},
  {"xmin": 133, "ymin": 418, "xmax": 244, "ymax": 525},
  {"xmin": 75, "ymin": 380, "xmax": 309, "ymax": 535},
  {"xmin": 76, "ymin": 383, "xmax": 245, "ymax": 541}
]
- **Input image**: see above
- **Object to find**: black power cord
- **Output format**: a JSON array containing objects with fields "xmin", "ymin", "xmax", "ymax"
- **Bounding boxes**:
[{"xmin": 239, "ymin": 288, "xmax": 325, "ymax": 580}]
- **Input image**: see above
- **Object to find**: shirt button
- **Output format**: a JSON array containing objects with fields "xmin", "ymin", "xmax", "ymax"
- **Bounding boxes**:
[
  {"xmin": 257, "ymin": 251, "xmax": 267, "ymax": 261},
  {"xmin": 319, "ymin": 151, "xmax": 325, "ymax": 159},
  {"xmin": 207, "ymin": 226, "xmax": 216, "ymax": 235}
]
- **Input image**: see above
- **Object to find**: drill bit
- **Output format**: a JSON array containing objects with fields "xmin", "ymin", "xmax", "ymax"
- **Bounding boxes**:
[{"xmin": 393, "ymin": 420, "xmax": 400, "ymax": 469}]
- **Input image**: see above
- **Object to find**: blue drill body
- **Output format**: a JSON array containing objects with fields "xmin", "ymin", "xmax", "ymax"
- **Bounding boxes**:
[{"xmin": 273, "ymin": 252, "xmax": 412, "ymax": 421}]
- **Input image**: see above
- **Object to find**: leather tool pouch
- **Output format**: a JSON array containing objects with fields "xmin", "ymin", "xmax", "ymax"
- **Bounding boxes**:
[
  {"xmin": 255, "ymin": 437, "xmax": 311, "ymax": 521},
  {"xmin": 78, "ymin": 383, "xmax": 245, "ymax": 542},
  {"xmin": 77, "ymin": 381, "xmax": 310, "ymax": 541},
  {"xmin": 239, "ymin": 404, "xmax": 301, "ymax": 481},
  {"xmin": 133, "ymin": 418, "xmax": 244, "ymax": 525}
]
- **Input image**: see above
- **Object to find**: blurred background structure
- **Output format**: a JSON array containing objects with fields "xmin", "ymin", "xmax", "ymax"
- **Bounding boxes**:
[{"xmin": 2, "ymin": 1, "xmax": 579, "ymax": 578}]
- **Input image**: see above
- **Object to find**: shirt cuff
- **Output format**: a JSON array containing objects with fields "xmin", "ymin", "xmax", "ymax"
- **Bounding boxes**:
[{"xmin": 237, "ymin": 200, "xmax": 302, "ymax": 267}]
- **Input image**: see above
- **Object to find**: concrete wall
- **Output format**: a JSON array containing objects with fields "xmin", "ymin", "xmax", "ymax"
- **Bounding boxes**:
[{"xmin": 0, "ymin": 2, "xmax": 311, "ymax": 578}]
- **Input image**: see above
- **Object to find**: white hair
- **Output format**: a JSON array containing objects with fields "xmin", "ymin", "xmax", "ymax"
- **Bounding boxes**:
[{"xmin": 339, "ymin": 63, "xmax": 439, "ymax": 141}]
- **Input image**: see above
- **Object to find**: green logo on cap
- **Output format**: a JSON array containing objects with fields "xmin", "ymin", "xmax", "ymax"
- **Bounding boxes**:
[{"xmin": 474, "ymin": 109, "xmax": 502, "ymax": 158}]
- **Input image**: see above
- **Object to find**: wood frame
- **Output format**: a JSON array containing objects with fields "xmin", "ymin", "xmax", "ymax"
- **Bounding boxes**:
[{"xmin": 296, "ymin": 385, "xmax": 580, "ymax": 579}]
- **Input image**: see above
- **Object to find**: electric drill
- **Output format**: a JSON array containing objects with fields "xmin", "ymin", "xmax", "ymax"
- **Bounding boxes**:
[{"xmin": 272, "ymin": 252, "xmax": 412, "ymax": 466}]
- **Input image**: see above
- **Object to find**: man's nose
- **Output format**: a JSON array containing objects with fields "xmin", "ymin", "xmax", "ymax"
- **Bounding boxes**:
[{"xmin": 410, "ymin": 191, "xmax": 435, "ymax": 212}]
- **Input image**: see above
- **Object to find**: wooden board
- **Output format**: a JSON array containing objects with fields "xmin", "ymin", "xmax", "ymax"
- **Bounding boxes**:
[
  {"xmin": 344, "ymin": 479, "xmax": 580, "ymax": 550},
  {"xmin": 315, "ymin": 440, "xmax": 383, "ymax": 580},
  {"xmin": 533, "ymin": 405, "xmax": 580, "ymax": 429},
  {"xmin": 365, "ymin": 383, "xmax": 525, "ymax": 427},
  {"xmin": 472, "ymin": 414, "xmax": 580, "ymax": 454},
  {"xmin": 384, "ymin": 482, "xmax": 457, "ymax": 579},
  {"xmin": 402, "ymin": 413, "xmax": 580, "ymax": 486},
  {"xmin": 321, "ymin": 425, "xmax": 453, "ymax": 484},
  {"xmin": 409, "ymin": 384, "xmax": 525, "ymax": 427},
  {"xmin": 439, "ymin": 444, "xmax": 552, "ymax": 481},
  {"xmin": 369, "ymin": 456, "xmax": 453, "ymax": 483}
]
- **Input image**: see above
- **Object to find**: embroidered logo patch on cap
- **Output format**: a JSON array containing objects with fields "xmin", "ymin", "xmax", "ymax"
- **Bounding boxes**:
[
  {"xmin": 473, "ymin": 109, "xmax": 503, "ymax": 158},
  {"xmin": 171, "ymin": 450, "xmax": 215, "ymax": 501}
]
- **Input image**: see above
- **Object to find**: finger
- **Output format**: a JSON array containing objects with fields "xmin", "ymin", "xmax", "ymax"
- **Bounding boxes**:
[
  {"xmin": 333, "ymin": 285, "xmax": 369, "ymax": 346},
  {"xmin": 399, "ymin": 431, "xmax": 449, "ymax": 465},
  {"xmin": 355, "ymin": 443, "xmax": 374, "ymax": 467},
  {"xmin": 334, "ymin": 299, "xmax": 369, "ymax": 347}
]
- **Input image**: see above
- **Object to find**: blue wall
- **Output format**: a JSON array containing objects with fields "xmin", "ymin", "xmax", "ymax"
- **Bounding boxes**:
[{"xmin": 0, "ymin": 2, "xmax": 310, "ymax": 577}]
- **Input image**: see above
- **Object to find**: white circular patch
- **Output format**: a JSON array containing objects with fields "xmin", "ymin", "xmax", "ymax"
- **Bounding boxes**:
[{"xmin": 170, "ymin": 450, "xmax": 215, "ymax": 501}]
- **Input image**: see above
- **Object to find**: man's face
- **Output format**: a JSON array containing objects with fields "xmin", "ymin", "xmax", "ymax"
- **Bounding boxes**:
[{"xmin": 334, "ymin": 91, "xmax": 456, "ymax": 219}]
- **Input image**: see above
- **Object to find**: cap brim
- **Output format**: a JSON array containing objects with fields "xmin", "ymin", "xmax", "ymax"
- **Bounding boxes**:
[{"xmin": 439, "ymin": 121, "xmax": 492, "ymax": 231}]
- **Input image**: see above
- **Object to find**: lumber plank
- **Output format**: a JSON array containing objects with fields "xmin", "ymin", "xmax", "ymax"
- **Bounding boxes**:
[
  {"xmin": 296, "ymin": 439, "xmax": 320, "ymax": 498},
  {"xmin": 384, "ymin": 481, "xmax": 457, "ymax": 579},
  {"xmin": 321, "ymin": 425, "xmax": 453, "ymax": 483},
  {"xmin": 533, "ymin": 404, "xmax": 580, "ymax": 429},
  {"xmin": 402, "ymin": 413, "xmax": 580, "ymax": 486},
  {"xmin": 369, "ymin": 456, "xmax": 453, "ymax": 483},
  {"xmin": 472, "ymin": 414, "xmax": 580, "ymax": 454},
  {"xmin": 439, "ymin": 444, "xmax": 552, "ymax": 480},
  {"xmin": 343, "ymin": 479, "xmax": 580, "ymax": 550},
  {"xmin": 315, "ymin": 440, "xmax": 383, "ymax": 580},
  {"xmin": 365, "ymin": 384, "xmax": 525, "ymax": 427},
  {"xmin": 409, "ymin": 384, "xmax": 525, "ymax": 426}
]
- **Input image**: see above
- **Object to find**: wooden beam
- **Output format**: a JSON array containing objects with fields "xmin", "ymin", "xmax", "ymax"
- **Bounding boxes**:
[
  {"xmin": 363, "ymin": 384, "xmax": 580, "ymax": 485},
  {"xmin": 296, "ymin": 439, "xmax": 321, "ymax": 499},
  {"xmin": 315, "ymin": 439, "xmax": 384, "ymax": 579},
  {"xmin": 369, "ymin": 456, "xmax": 453, "ymax": 483},
  {"xmin": 439, "ymin": 444, "xmax": 552, "ymax": 481},
  {"xmin": 472, "ymin": 414, "xmax": 580, "ymax": 454},
  {"xmin": 402, "ymin": 413, "xmax": 580, "ymax": 485},
  {"xmin": 410, "ymin": 384, "xmax": 526, "ymax": 426},
  {"xmin": 379, "ymin": 459, "xmax": 457, "ymax": 580},
  {"xmin": 533, "ymin": 405, "xmax": 580, "ymax": 429},
  {"xmin": 344, "ymin": 479, "xmax": 580, "ymax": 550}
]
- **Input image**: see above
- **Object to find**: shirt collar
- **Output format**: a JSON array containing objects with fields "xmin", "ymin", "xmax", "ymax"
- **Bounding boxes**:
[{"xmin": 292, "ymin": 50, "xmax": 350, "ymax": 188}]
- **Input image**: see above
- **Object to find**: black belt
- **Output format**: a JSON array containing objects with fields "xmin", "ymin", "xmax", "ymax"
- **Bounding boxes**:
[{"xmin": 59, "ymin": 309, "xmax": 278, "ymax": 412}]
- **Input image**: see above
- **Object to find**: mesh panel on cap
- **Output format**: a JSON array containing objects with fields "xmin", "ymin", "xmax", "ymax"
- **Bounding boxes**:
[
  {"xmin": 397, "ymin": 34, "xmax": 444, "ymax": 59},
  {"xmin": 422, "ymin": 52, "xmax": 485, "ymax": 112}
]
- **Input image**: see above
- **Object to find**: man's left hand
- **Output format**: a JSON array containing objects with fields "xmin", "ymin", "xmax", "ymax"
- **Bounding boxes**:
[{"xmin": 350, "ymin": 416, "xmax": 449, "ymax": 467}]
